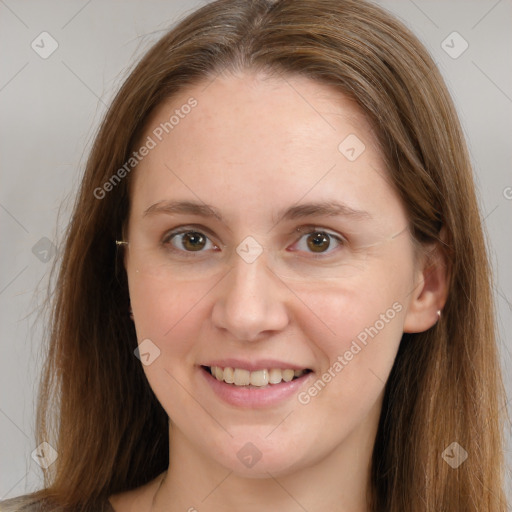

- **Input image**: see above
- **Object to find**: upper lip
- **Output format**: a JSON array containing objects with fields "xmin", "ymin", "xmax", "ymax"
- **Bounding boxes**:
[{"xmin": 201, "ymin": 359, "xmax": 311, "ymax": 372}]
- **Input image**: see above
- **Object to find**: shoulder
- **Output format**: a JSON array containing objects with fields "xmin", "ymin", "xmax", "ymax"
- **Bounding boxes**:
[
  {"xmin": 0, "ymin": 474, "xmax": 165, "ymax": 512},
  {"xmin": 0, "ymin": 495, "xmax": 115, "ymax": 512},
  {"xmin": 0, "ymin": 495, "xmax": 44, "ymax": 512}
]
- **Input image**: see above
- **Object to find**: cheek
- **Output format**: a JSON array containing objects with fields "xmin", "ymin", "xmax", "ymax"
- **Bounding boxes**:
[
  {"xmin": 295, "ymin": 267, "xmax": 408, "ymax": 408},
  {"xmin": 298, "ymin": 273, "xmax": 407, "ymax": 355},
  {"xmin": 127, "ymin": 272, "xmax": 213, "ymax": 359},
  {"xmin": 294, "ymin": 284, "xmax": 404, "ymax": 426},
  {"xmin": 127, "ymin": 274, "xmax": 216, "ymax": 418}
]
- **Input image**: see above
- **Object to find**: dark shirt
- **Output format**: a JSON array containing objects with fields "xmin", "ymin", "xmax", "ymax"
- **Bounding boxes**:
[{"xmin": 0, "ymin": 496, "xmax": 115, "ymax": 512}]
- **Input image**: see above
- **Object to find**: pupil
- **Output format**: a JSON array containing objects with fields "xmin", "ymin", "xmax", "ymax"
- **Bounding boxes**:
[
  {"xmin": 308, "ymin": 232, "xmax": 329, "ymax": 253},
  {"xmin": 184, "ymin": 232, "xmax": 205, "ymax": 251}
]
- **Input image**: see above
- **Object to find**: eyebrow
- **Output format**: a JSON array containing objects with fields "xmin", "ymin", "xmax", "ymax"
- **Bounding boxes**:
[{"xmin": 142, "ymin": 199, "xmax": 372, "ymax": 224}]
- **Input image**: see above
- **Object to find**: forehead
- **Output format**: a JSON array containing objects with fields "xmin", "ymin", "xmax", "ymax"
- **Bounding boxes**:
[
  {"xmin": 142, "ymin": 69, "xmax": 375, "ymax": 160},
  {"xmin": 128, "ymin": 70, "xmax": 403, "ymax": 226}
]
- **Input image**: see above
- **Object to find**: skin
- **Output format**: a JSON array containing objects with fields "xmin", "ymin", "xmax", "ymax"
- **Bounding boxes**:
[{"xmin": 110, "ymin": 70, "xmax": 447, "ymax": 512}]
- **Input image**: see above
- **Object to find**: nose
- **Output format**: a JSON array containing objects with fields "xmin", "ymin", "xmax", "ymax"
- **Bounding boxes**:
[{"xmin": 211, "ymin": 249, "xmax": 290, "ymax": 342}]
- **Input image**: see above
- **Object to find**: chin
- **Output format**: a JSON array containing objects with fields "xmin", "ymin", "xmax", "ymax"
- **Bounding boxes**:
[{"xmin": 210, "ymin": 436, "xmax": 310, "ymax": 478}]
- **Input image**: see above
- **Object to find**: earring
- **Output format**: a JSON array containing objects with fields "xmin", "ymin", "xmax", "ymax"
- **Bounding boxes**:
[
  {"xmin": 116, "ymin": 240, "xmax": 128, "ymax": 246},
  {"xmin": 436, "ymin": 310, "xmax": 441, "ymax": 319}
]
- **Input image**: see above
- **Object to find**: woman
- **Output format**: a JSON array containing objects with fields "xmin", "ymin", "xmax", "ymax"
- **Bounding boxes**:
[{"xmin": 1, "ymin": 0, "xmax": 508, "ymax": 510}]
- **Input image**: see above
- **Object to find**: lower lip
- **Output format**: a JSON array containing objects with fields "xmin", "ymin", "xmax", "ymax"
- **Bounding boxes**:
[{"xmin": 199, "ymin": 366, "xmax": 314, "ymax": 408}]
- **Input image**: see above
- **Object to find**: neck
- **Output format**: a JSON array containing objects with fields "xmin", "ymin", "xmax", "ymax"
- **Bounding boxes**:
[{"xmin": 152, "ymin": 403, "xmax": 381, "ymax": 512}]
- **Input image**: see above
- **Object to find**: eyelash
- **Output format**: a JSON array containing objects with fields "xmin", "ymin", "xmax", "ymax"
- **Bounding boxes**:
[{"xmin": 161, "ymin": 225, "xmax": 346, "ymax": 259}]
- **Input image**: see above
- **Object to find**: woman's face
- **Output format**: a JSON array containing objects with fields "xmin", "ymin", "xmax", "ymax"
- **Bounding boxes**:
[{"xmin": 124, "ymin": 70, "xmax": 423, "ymax": 477}]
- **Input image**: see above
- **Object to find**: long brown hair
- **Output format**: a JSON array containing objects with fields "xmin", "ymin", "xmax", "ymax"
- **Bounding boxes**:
[{"xmin": 16, "ymin": 0, "xmax": 509, "ymax": 510}]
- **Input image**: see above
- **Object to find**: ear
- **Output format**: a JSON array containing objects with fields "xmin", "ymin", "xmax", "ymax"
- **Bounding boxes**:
[{"xmin": 403, "ymin": 229, "xmax": 450, "ymax": 333}]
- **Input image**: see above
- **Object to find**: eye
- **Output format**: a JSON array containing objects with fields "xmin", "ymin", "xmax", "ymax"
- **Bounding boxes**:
[
  {"xmin": 162, "ymin": 227, "xmax": 220, "ymax": 254},
  {"xmin": 161, "ymin": 225, "xmax": 346, "ymax": 257},
  {"xmin": 291, "ymin": 227, "xmax": 346, "ymax": 256}
]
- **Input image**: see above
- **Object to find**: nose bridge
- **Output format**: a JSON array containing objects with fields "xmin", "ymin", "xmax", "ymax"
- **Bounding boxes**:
[{"xmin": 211, "ymin": 247, "xmax": 289, "ymax": 341}]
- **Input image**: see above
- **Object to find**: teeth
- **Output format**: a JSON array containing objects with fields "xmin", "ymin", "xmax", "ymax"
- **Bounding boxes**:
[
  {"xmin": 250, "ymin": 369, "xmax": 268, "ymax": 387},
  {"xmin": 269, "ymin": 368, "xmax": 283, "ymax": 384},
  {"xmin": 282, "ymin": 369, "xmax": 294, "ymax": 382},
  {"xmin": 233, "ymin": 368, "xmax": 250, "ymax": 386},
  {"xmin": 209, "ymin": 366, "xmax": 307, "ymax": 387},
  {"xmin": 223, "ymin": 367, "xmax": 234, "ymax": 384}
]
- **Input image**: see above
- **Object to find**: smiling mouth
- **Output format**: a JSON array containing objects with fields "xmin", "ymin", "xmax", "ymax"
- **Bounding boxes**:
[{"xmin": 202, "ymin": 365, "xmax": 312, "ymax": 387}]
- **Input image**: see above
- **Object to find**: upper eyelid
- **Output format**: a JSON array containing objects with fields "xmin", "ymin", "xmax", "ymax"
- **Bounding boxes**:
[
  {"xmin": 162, "ymin": 224, "xmax": 219, "ymax": 241},
  {"xmin": 295, "ymin": 225, "xmax": 346, "ymax": 239}
]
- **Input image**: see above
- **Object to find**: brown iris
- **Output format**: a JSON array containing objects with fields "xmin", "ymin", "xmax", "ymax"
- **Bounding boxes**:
[
  {"xmin": 306, "ymin": 232, "xmax": 331, "ymax": 253},
  {"xmin": 181, "ymin": 231, "xmax": 207, "ymax": 251}
]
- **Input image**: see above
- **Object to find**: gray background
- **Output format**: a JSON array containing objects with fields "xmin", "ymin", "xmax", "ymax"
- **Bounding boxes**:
[{"xmin": 1, "ymin": 0, "xmax": 511, "ymax": 502}]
